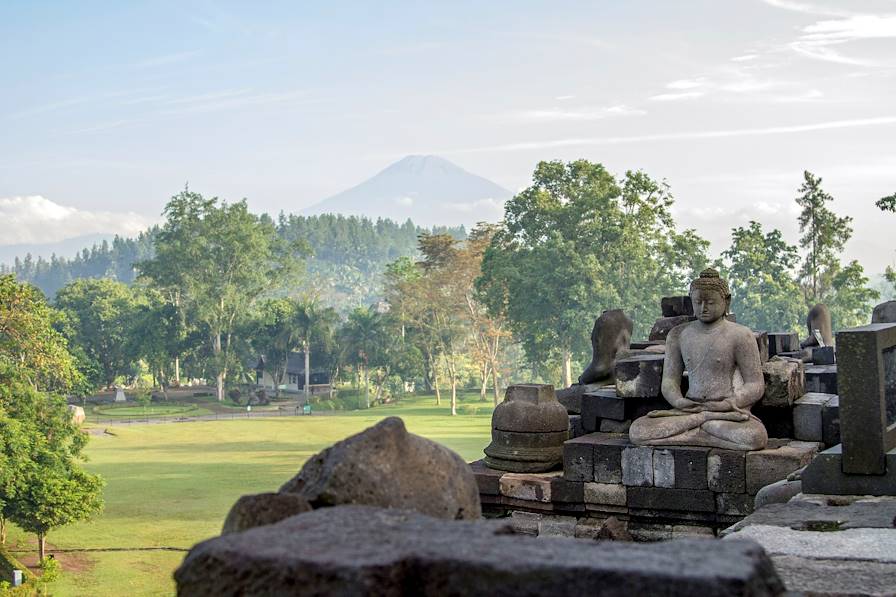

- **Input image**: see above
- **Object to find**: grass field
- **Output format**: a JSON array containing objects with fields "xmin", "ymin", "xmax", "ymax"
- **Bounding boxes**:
[{"xmin": 5, "ymin": 393, "xmax": 494, "ymax": 596}]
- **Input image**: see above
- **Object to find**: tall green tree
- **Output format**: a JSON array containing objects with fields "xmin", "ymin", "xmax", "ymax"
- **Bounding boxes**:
[
  {"xmin": 339, "ymin": 306, "xmax": 386, "ymax": 408},
  {"xmin": 55, "ymin": 279, "xmax": 142, "ymax": 389},
  {"xmin": 718, "ymin": 222, "xmax": 804, "ymax": 333},
  {"xmin": 140, "ymin": 191, "xmax": 306, "ymax": 401},
  {"xmin": 877, "ymin": 192, "xmax": 896, "ymax": 294},
  {"xmin": 795, "ymin": 171, "xmax": 853, "ymax": 302},
  {"xmin": 477, "ymin": 160, "xmax": 707, "ymax": 387}
]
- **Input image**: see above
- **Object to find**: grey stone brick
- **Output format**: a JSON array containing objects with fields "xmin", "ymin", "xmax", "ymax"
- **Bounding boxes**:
[
  {"xmin": 793, "ymin": 393, "xmax": 834, "ymax": 442},
  {"xmin": 653, "ymin": 449, "xmax": 676, "ymax": 488},
  {"xmin": 673, "ymin": 446, "xmax": 709, "ymax": 490},
  {"xmin": 708, "ymin": 449, "xmax": 746, "ymax": 493},
  {"xmin": 622, "ymin": 446, "xmax": 654, "ymax": 487}
]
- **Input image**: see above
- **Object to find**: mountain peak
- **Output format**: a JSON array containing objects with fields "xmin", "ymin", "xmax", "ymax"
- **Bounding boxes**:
[{"xmin": 303, "ymin": 155, "xmax": 512, "ymax": 226}]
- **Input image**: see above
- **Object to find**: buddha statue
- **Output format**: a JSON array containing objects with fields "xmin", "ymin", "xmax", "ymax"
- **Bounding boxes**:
[{"xmin": 629, "ymin": 269, "xmax": 768, "ymax": 451}]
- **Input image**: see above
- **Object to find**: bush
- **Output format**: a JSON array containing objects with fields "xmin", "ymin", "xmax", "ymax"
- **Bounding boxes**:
[{"xmin": 227, "ymin": 388, "xmax": 242, "ymax": 404}]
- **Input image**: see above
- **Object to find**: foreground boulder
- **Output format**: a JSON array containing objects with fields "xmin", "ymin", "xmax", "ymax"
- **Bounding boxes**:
[
  {"xmin": 176, "ymin": 505, "xmax": 785, "ymax": 597},
  {"xmin": 221, "ymin": 492, "xmax": 311, "ymax": 534},
  {"xmin": 279, "ymin": 416, "xmax": 481, "ymax": 520}
]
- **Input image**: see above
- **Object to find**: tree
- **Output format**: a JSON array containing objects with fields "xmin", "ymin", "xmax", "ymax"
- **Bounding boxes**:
[
  {"xmin": 718, "ymin": 221, "xmax": 804, "ymax": 334},
  {"xmin": 339, "ymin": 306, "xmax": 385, "ymax": 408},
  {"xmin": 129, "ymin": 290, "xmax": 182, "ymax": 398},
  {"xmin": 795, "ymin": 171, "xmax": 853, "ymax": 302},
  {"xmin": 0, "ymin": 275, "xmax": 81, "ymax": 392},
  {"xmin": 139, "ymin": 191, "xmax": 306, "ymax": 401},
  {"xmin": 877, "ymin": 192, "xmax": 896, "ymax": 294},
  {"xmin": 477, "ymin": 160, "xmax": 707, "ymax": 387},
  {"xmin": 292, "ymin": 300, "xmax": 338, "ymax": 402},
  {"xmin": 11, "ymin": 453, "xmax": 104, "ymax": 561},
  {"xmin": 55, "ymin": 279, "xmax": 142, "ymax": 389}
]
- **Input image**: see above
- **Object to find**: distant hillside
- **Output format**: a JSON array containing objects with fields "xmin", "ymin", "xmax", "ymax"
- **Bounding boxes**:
[
  {"xmin": 303, "ymin": 155, "xmax": 513, "ymax": 227},
  {"xmin": 1, "ymin": 214, "xmax": 466, "ymax": 311},
  {"xmin": 0, "ymin": 233, "xmax": 115, "ymax": 266}
]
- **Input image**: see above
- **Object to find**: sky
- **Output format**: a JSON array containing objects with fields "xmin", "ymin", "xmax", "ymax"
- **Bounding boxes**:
[{"xmin": 2, "ymin": 0, "xmax": 896, "ymax": 272}]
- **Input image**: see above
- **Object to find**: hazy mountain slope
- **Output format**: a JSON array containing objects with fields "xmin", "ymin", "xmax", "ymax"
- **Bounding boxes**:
[
  {"xmin": 303, "ymin": 155, "xmax": 513, "ymax": 226},
  {"xmin": 0, "ymin": 233, "xmax": 114, "ymax": 266}
]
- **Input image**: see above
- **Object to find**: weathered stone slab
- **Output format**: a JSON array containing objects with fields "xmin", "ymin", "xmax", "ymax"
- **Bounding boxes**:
[
  {"xmin": 177, "ymin": 506, "xmax": 786, "ymax": 596},
  {"xmin": 593, "ymin": 434, "xmax": 628, "ymax": 484},
  {"xmin": 725, "ymin": 497, "xmax": 896, "ymax": 534},
  {"xmin": 627, "ymin": 487, "xmax": 717, "ymax": 512},
  {"xmin": 754, "ymin": 479, "xmax": 803, "ymax": 509},
  {"xmin": 821, "ymin": 395, "xmax": 840, "ymax": 447},
  {"xmin": 802, "ymin": 445, "xmax": 896, "ymax": 495},
  {"xmin": 470, "ymin": 460, "xmax": 505, "ymax": 495},
  {"xmin": 811, "ymin": 346, "xmax": 835, "ymax": 366},
  {"xmin": 673, "ymin": 446, "xmax": 710, "ymax": 490},
  {"xmin": 562, "ymin": 435, "xmax": 595, "ymax": 482},
  {"xmin": 745, "ymin": 441, "xmax": 820, "ymax": 494},
  {"xmin": 804, "ymin": 364, "xmax": 837, "ymax": 395},
  {"xmin": 653, "ymin": 449, "xmax": 675, "ymax": 488},
  {"xmin": 717, "ymin": 493, "xmax": 754, "ymax": 517},
  {"xmin": 766, "ymin": 555, "xmax": 896, "ymax": 597},
  {"xmin": 221, "ymin": 493, "xmax": 312, "ymax": 534},
  {"xmin": 792, "ymin": 393, "xmax": 834, "ymax": 442},
  {"xmin": 599, "ymin": 419, "xmax": 632, "ymax": 433},
  {"xmin": 760, "ymin": 358, "xmax": 805, "ymax": 408},
  {"xmin": 648, "ymin": 315, "xmax": 694, "ymax": 342},
  {"xmin": 556, "ymin": 382, "xmax": 605, "ymax": 414},
  {"xmin": 661, "ymin": 296, "xmax": 694, "ymax": 317},
  {"xmin": 708, "ymin": 449, "xmax": 746, "ymax": 493},
  {"xmin": 615, "ymin": 354, "xmax": 664, "ymax": 398},
  {"xmin": 537, "ymin": 514, "xmax": 578, "ymax": 537},
  {"xmin": 280, "ymin": 417, "xmax": 481, "ymax": 520},
  {"xmin": 767, "ymin": 333, "xmax": 799, "ymax": 358},
  {"xmin": 569, "ymin": 415, "xmax": 584, "ymax": 438},
  {"xmin": 500, "ymin": 472, "xmax": 560, "ymax": 503},
  {"xmin": 622, "ymin": 446, "xmax": 654, "ymax": 487},
  {"xmin": 584, "ymin": 482, "xmax": 627, "ymax": 506},
  {"xmin": 550, "ymin": 478, "xmax": 584, "ymax": 503}
]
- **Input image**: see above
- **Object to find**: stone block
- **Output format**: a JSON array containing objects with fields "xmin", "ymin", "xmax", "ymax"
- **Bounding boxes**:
[
  {"xmin": 754, "ymin": 331, "xmax": 769, "ymax": 363},
  {"xmin": 671, "ymin": 525, "xmax": 716, "ymax": 539},
  {"xmin": 627, "ymin": 522, "xmax": 673, "ymax": 542},
  {"xmin": 599, "ymin": 419, "xmax": 632, "ymax": 433},
  {"xmin": 562, "ymin": 436, "xmax": 594, "ymax": 482},
  {"xmin": 753, "ymin": 405, "xmax": 794, "ymax": 439},
  {"xmin": 768, "ymin": 332, "xmax": 799, "ymax": 358},
  {"xmin": 550, "ymin": 478, "xmax": 584, "ymax": 503},
  {"xmin": 622, "ymin": 446, "xmax": 654, "ymax": 487},
  {"xmin": 584, "ymin": 388, "xmax": 623, "ymax": 421},
  {"xmin": 499, "ymin": 472, "xmax": 560, "ymax": 502},
  {"xmin": 673, "ymin": 446, "xmax": 709, "ymax": 490},
  {"xmin": 568, "ymin": 415, "xmax": 584, "ymax": 439},
  {"xmin": 176, "ymin": 505, "xmax": 788, "ymax": 597},
  {"xmin": 469, "ymin": 459, "xmax": 506, "ymax": 495},
  {"xmin": 537, "ymin": 514, "xmax": 577, "ymax": 537},
  {"xmin": 802, "ymin": 445, "xmax": 896, "ymax": 495},
  {"xmin": 648, "ymin": 315, "xmax": 694, "ymax": 342},
  {"xmin": 746, "ymin": 441, "xmax": 821, "ymax": 494},
  {"xmin": 653, "ymin": 449, "xmax": 676, "ymax": 488},
  {"xmin": 760, "ymin": 358, "xmax": 805, "ymax": 408},
  {"xmin": 584, "ymin": 482, "xmax": 627, "ymax": 507},
  {"xmin": 805, "ymin": 364, "xmax": 837, "ymax": 395},
  {"xmin": 792, "ymin": 393, "xmax": 834, "ymax": 442},
  {"xmin": 716, "ymin": 493, "xmax": 754, "ymax": 517},
  {"xmin": 708, "ymin": 449, "xmax": 746, "ymax": 493},
  {"xmin": 661, "ymin": 295, "xmax": 694, "ymax": 317},
  {"xmin": 509, "ymin": 510, "xmax": 541, "ymax": 535},
  {"xmin": 811, "ymin": 345, "xmax": 835, "ymax": 365},
  {"xmin": 627, "ymin": 487, "xmax": 717, "ymax": 512},
  {"xmin": 821, "ymin": 395, "xmax": 840, "ymax": 447},
  {"xmin": 593, "ymin": 434, "xmax": 628, "ymax": 483},
  {"xmin": 615, "ymin": 354, "xmax": 664, "ymax": 398}
]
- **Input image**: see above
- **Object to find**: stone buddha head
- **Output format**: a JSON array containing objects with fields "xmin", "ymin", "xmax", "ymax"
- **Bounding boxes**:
[{"xmin": 689, "ymin": 268, "xmax": 730, "ymax": 324}]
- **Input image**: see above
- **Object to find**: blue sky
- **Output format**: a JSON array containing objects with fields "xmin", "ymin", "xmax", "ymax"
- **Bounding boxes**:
[{"xmin": 2, "ymin": 1, "xmax": 896, "ymax": 272}]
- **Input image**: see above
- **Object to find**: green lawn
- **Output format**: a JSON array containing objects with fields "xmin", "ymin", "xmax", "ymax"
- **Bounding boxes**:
[
  {"xmin": 91, "ymin": 404, "xmax": 212, "ymax": 418},
  {"xmin": 5, "ymin": 393, "xmax": 494, "ymax": 596}
]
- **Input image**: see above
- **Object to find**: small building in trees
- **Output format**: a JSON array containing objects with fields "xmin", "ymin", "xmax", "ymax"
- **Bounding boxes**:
[{"xmin": 254, "ymin": 352, "xmax": 330, "ymax": 394}]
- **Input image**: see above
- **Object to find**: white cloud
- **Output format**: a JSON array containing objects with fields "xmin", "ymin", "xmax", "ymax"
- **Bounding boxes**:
[
  {"xmin": 666, "ymin": 78, "xmax": 707, "ymax": 90},
  {"xmin": 554, "ymin": 95, "xmax": 576, "ymax": 101},
  {"xmin": 0, "ymin": 196, "xmax": 152, "ymax": 245},
  {"xmin": 443, "ymin": 115, "xmax": 896, "ymax": 153},
  {"xmin": 443, "ymin": 197, "xmax": 505, "ymax": 213},
  {"xmin": 731, "ymin": 54, "xmax": 760, "ymax": 62},
  {"xmin": 508, "ymin": 104, "xmax": 646, "ymax": 121},
  {"xmin": 802, "ymin": 14, "xmax": 896, "ymax": 40},
  {"xmin": 760, "ymin": 0, "xmax": 855, "ymax": 18},
  {"xmin": 394, "ymin": 196, "xmax": 414, "ymax": 206},
  {"xmin": 649, "ymin": 91, "xmax": 705, "ymax": 101}
]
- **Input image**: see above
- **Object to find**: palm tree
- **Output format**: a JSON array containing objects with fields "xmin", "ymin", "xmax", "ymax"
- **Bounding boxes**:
[
  {"xmin": 292, "ymin": 299, "xmax": 337, "ymax": 402},
  {"xmin": 339, "ymin": 306, "xmax": 385, "ymax": 408}
]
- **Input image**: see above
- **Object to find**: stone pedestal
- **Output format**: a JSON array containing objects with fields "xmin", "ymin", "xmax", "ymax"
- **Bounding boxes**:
[{"xmin": 483, "ymin": 384, "xmax": 569, "ymax": 472}]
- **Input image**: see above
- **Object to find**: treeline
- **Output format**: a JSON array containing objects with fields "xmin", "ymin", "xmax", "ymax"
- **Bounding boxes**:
[{"xmin": 1, "ymin": 212, "xmax": 465, "ymax": 310}]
